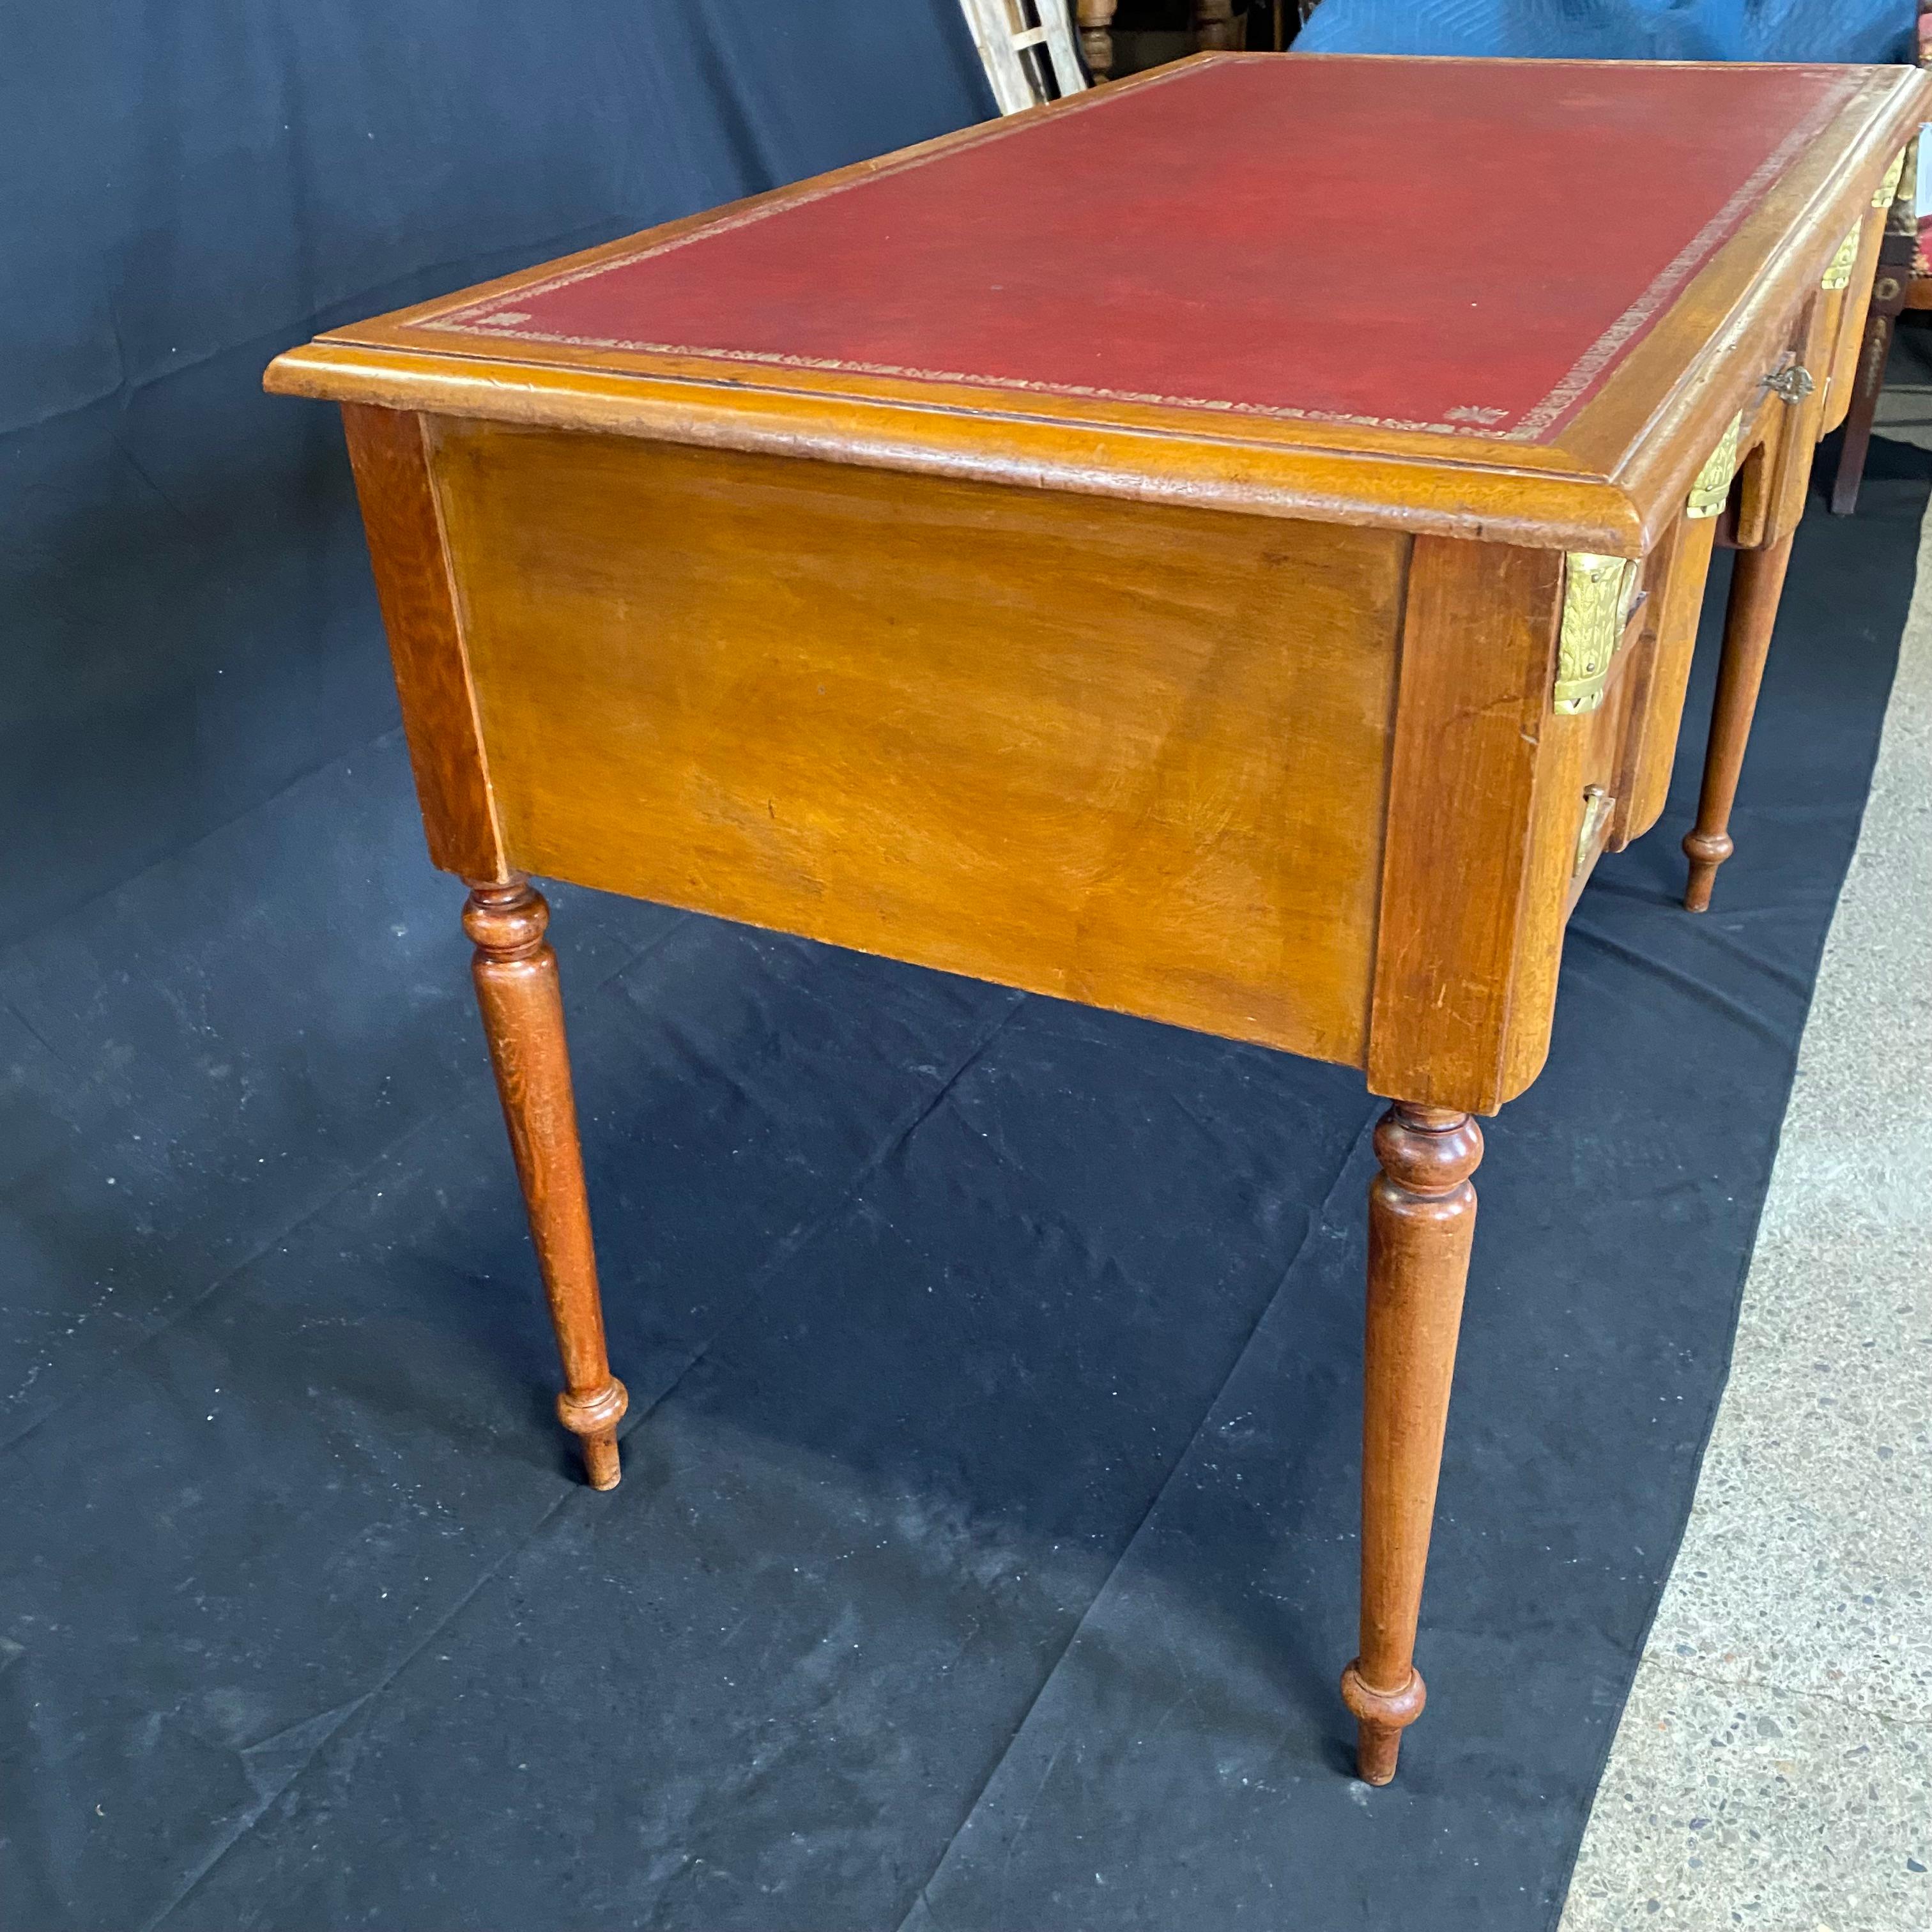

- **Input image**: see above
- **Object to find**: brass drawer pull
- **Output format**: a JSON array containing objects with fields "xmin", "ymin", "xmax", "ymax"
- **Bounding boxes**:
[{"xmin": 1764, "ymin": 362, "xmax": 1816, "ymax": 404}]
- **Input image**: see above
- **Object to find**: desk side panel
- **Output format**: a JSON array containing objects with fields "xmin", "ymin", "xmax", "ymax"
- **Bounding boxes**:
[
  {"xmin": 430, "ymin": 421, "xmax": 1405, "ymax": 1066},
  {"xmin": 1367, "ymin": 536, "xmax": 1570, "ymax": 1115}
]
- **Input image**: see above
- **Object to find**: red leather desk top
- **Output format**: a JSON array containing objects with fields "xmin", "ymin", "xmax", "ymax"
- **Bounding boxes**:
[{"xmin": 411, "ymin": 56, "xmax": 1862, "ymax": 445}]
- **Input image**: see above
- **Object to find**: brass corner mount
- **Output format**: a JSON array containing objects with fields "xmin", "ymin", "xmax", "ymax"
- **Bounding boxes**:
[
  {"xmin": 1685, "ymin": 413, "xmax": 1742, "ymax": 520},
  {"xmin": 1554, "ymin": 553, "xmax": 1638, "ymax": 716}
]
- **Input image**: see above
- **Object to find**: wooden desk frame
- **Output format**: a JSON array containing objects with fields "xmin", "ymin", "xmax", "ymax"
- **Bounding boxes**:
[{"xmin": 268, "ymin": 56, "xmax": 1926, "ymax": 1787}]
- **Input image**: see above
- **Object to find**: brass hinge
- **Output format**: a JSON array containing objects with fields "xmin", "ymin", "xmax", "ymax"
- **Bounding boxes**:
[
  {"xmin": 1685, "ymin": 413, "xmax": 1742, "ymax": 519},
  {"xmin": 1554, "ymin": 554, "xmax": 1637, "ymax": 715},
  {"xmin": 1821, "ymin": 224, "xmax": 1861, "ymax": 291},
  {"xmin": 1875, "ymin": 150, "xmax": 1907, "ymax": 208}
]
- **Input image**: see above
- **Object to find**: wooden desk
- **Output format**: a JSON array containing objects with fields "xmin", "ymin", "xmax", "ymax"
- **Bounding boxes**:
[{"xmin": 267, "ymin": 54, "xmax": 1924, "ymax": 1786}]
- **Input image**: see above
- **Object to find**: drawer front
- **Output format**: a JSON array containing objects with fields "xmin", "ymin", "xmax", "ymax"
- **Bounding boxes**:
[
  {"xmin": 1731, "ymin": 303, "xmax": 1833, "ymax": 549},
  {"xmin": 1604, "ymin": 510, "xmax": 1721, "ymax": 865}
]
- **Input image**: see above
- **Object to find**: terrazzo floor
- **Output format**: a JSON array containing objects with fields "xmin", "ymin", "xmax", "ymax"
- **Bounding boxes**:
[{"xmin": 1560, "ymin": 342, "xmax": 1932, "ymax": 1932}]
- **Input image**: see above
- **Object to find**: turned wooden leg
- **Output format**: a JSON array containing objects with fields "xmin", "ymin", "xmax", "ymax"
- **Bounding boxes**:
[
  {"xmin": 464, "ymin": 877, "xmax": 627, "ymax": 1489},
  {"xmin": 1340, "ymin": 1102, "xmax": 1482, "ymax": 1786},
  {"xmin": 1682, "ymin": 532, "xmax": 1795, "ymax": 913},
  {"xmin": 1193, "ymin": 0, "xmax": 1240, "ymax": 50},
  {"xmin": 1076, "ymin": 1, "xmax": 1115, "ymax": 82}
]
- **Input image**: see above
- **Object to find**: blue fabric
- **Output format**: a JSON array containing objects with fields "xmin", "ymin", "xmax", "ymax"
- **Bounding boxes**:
[{"xmin": 1294, "ymin": 0, "xmax": 1912, "ymax": 63}]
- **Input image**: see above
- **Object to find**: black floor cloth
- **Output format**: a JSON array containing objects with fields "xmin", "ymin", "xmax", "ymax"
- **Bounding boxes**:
[{"xmin": 0, "ymin": 443, "xmax": 1923, "ymax": 1929}]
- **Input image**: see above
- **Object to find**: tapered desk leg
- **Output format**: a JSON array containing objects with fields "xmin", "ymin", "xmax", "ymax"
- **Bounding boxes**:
[
  {"xmin": 1682, "ymin": 532, "xmax": 1795, "ymax": 913},
  {"xmin": 463, "ymin": 877, "xmax": 627, "ymax": 1489},
  {"xmin": 1341, "ymin": 1101, "xmax": 1482, "ymax": 1786}
]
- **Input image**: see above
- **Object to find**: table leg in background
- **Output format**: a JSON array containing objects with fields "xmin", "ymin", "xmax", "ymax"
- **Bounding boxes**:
[
  {"xmin": 1683, "ymin": 532, "xmax": 1796, "ymax": 912},
  {"xmin": 1076, "ymin": 1, "xmax": 1115, "ymax": 80},
  {"xmin": 1830, "ymin": 295, "xmax": 1904, "ymax": 517}
]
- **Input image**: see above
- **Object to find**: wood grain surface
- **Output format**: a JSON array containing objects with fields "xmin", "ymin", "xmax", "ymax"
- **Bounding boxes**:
[
  {"xmin": 340, "ymin": 404, "xmax": 506, "ymax": 882},
  {"xmin": 1365, "ymin": 537, "xmax": 1568, "ymax": 1114},
  {"xmin": 433, "ymin": 419, "xmax": 1406, "ymax": 1068}
]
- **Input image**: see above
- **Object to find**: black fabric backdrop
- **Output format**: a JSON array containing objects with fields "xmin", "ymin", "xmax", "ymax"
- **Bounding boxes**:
[
  {"xmin": 3, "ymin": 9, "xmax": 1926, "ymax": 1929},
  {"xmin": 1, "ymin": 3, "xmax": 994, "ymax": 941}
]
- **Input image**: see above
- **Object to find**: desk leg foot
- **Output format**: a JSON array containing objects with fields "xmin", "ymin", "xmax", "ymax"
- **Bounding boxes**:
[
  {"xmin": 1683, "ymin": 533, "xmax": 1793, "ymax": 912},
  {"xmin": 1342, "ymin": 1101, "xmax": 1481, "ymax": 1786},
  {"xmin": 464, "ymin": 877, "xmax": 627, "ymax": 1490}
]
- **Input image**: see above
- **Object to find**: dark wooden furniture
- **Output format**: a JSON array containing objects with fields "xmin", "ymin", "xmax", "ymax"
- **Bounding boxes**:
[
  {"xmin": 1827, "ymin": 137, "xmax": 1916, "ymax": 517},
  {"xmin": 1828, "ymin": 11, "xmax": 1931, "ymax": 518},
  {"xmin": 1077, "ymin": 1, "xmax": 1243, "ymax": 82},
  {"xmin": 267, "ymin": 54, "xmax": 1923, "ymax": 1786}
]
